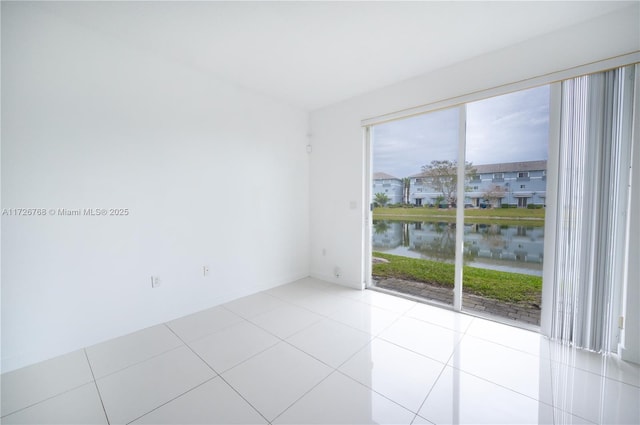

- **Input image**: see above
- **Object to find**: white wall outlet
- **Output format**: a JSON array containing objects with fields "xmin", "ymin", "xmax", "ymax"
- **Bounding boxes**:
[
  {"xmin": 203, "ymin": 265, "xmax": 209, "ymax": 277},
  {"xmin": 151, "ymin": 276, "xmax": 160, "ymax": 288}
]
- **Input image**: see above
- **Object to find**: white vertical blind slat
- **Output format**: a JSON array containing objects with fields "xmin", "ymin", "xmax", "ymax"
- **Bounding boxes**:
[{"xmin": 552, "ymin": 66, "xmax": 635, "ymax": 353}]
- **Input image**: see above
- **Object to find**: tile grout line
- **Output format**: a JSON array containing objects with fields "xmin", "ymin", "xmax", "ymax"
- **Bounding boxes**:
[
  {"xmin": 323, "ymin": 329, "xmax": 444, "ymax": 418},
  {"xmin": 413, "ymin": 312, "xmax": 542, "ymax": 422},
  {"xmin": 90, "ymin": 342, "xmax": 185, "ymax": 381},
  {"xmin": 163, "ymin": 323, "xmax": 220, "ymax": 376},
  {"xmin": 425, "ymin": 315, "xmax": 560, "ymax": 416},
  {"xmin": 277, "ymin": 288, "xmax": 582, "ymax": 424},
  {"xmin": 376, "ymin": 328, "xmax": 462, "ymax": 366},
  {"xmin": 220, "ymin": 294, "xmax": 298, "ymax": 321},
  {"xmin": 83, "ymin": 348, "xmax": 111, "ymax": 425},
  {"xmin": 269, "ymin": 369, "xmax": 339, "ymax": 424},
  {"xmin": 333, "ymin": 369, "xmax": 420, "ymax": 418},
  {"xmin": 446, "ymin": 362, "xmax": 557, "ymax": 407},
  {"xmin": 124, "ymin": 376, "xmax": 219, "ymax": 425},
  {"xmin": 216, "ymin": 339, "xmax": 282, "ymax": 375},
  {"xmin": 411, "ymin": 360, "xmax": 450, "ymax": 423},
  {"xmin": 409, "ymin": 304, "xmax": 470, "ymax": 423},
  {"xmin": 0, "ymin": 380, "xmax": 93, "ymax": 419},
  {"xmin": 404, "ymin": 309, "xmax": 477, "ymax": 335},
  {"xmin": 404, "ymin": 304, "xmax": 475, "ymax": 423},
  {"xmin": 273, "ymin": 301, "xmax": 429, "ymax": 421},
  {"xmin": 0, "ymin": 347, "xmax": 107, "ymax": 419},
  {"xmin": 545, "ymin": 350, "xmax": 624, "ymax": 424},
  {"xmin": 182, "ymin": 310, "xmax": 291, "ymax": 377},
  {"xmin": 546, "ymin": 351, "xmax": 640, "ymax": 388},
  {"xmin": 281, "ymin": 297, "xmax": 347, "ymax": 322},
  {"xmin": 163, "ymin": 323, "xmax": 272, "ymax": 425},
  {"xmin": 233, "ymin": 312, "xmax": 389, "ymax": 421},
  {"xmin": 175, "ymin": 311, "xmax": 247, "ymax": 345},
  {"xmin": 240, "ymin": 307, "xmax": 325, "ymax": 343},
  {"xmin": 457, "ymin": 320, "xmax": 603, "ymax": 424},
  {"xmin": 169, "ymin": 305, "xmax": 246, "ymax": 345},
  {"xmin": 280, "ymin": 332, "xmax": 372, "ymax": 373},
  {"xmin": 214, "ymin": 374, "xmax": 272, "ymax": 425},
  {"xmin": 278, "ymin": 286, "xmax": 411, "ymax": 338},
  {"xmin": 189, "ymin": 307, "xmax": 344, "ymax": 423},
  {"xmin": 464, "ymin": 332, "xmax": 551, "ymax": 359},
  {"xmin": 7, "ymin": 283, "xmax": 633, "ymax": 424},
  {"xmin": 217, "ymin": 291, "xmax": 383, "ymax": 423}
]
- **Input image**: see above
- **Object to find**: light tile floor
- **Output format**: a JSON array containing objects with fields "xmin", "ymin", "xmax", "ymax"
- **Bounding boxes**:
[{"xmin": 1, "ymin": 277, "xmax": 638, "ymax": 424}]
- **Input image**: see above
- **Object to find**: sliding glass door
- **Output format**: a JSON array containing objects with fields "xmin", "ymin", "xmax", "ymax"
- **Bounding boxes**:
[
  {"xmin": 368, "ymin": 63, "xmax": 637, "ymax": 346},
  {"xmin": 369, "ymin": 85, "xmax": 552, "ymax": 327},
  {"xmin": 463, "ymin": 86, "xmax": 550, "ymax": 325},
  {"xmin": 370, "ymin": 108, "xmax": 459, "ymax": 308}
]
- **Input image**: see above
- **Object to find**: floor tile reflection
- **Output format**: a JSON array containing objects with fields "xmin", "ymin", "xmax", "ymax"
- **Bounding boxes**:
[{"xmin": 2, "ymin": 278, "xmax": 638, "ymax": 425}]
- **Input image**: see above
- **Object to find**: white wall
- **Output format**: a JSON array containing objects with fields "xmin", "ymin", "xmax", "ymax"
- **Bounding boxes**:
[
  {"xmin": 1, "ymin": 3, "xmax": 309, "ymax": 372},
  {"xmin": 309, "ymin": 5, "xmax": 639, "ymax": 289}
]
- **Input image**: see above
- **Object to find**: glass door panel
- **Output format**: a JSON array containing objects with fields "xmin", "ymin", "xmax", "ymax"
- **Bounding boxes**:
[
  {"xmin": 463, "ymin": 85, "xmax": 550, "ymax": 326},
  {"xmin": 371, "ymin": 108, "xmax": 459, "ymax": 307}
]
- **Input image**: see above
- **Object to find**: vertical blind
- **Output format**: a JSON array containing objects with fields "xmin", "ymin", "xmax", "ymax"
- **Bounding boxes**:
[{"xmin": 552, "ymin": 65, "xmax": 635, "ymax": 352}]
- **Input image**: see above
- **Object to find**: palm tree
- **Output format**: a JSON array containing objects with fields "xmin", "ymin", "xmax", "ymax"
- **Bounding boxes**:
[
  {"xmin": 373, "ymin": 192, "xmax": 390, "ymax": 207},
  {"xmin": 402, "ymin": 178, "xmax": 410, "ymax": 204}
]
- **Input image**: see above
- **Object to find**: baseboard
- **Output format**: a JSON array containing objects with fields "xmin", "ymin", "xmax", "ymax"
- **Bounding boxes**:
[{"xmin": 620, "ymin": 345, "xmax": 640, "ymax": 365}]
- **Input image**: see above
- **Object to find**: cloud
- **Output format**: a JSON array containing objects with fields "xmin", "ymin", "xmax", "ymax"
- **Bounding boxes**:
[
  {"xmin": 373, "ymin": 108, "xmax": 459, "ymax": 178},
  {"xmin": 373, "ymin": 85, "xmax": 549, "ymax": 178}
]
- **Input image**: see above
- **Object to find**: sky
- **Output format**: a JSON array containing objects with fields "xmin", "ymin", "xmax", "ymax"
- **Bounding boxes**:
[{"xmin": 372, "ymin": 85, "xmax": 550, "ymax": 178}]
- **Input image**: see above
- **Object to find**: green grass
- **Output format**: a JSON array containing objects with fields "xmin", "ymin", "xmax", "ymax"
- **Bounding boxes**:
[
  {"xmin": 372, "ymin": 251, "xmax": 542, "ymax": 304},
  {"xmin": 373, "ymin": 206, "xmax": 545, "ymax": 226}
]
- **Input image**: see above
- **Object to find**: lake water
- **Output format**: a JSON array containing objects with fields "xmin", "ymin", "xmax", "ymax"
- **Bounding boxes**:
[{"xmin": 372, "ymin": 220, "xmax": 544, "ymax": 276}]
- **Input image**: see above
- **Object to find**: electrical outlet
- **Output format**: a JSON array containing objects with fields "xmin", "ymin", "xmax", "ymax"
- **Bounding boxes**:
[
  {"xmin": 203, "ymin": 265, "xmax": 209, "ymax": 277},
  {"xmin": 334, "ymin": 266, "xmax": 341, "ymax": 278},
  {"xmin": 151, "ymin": 276, "xmax": 160, "ymax": 288}
]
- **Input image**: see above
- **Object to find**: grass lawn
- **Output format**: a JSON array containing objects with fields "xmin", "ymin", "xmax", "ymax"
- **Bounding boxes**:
[
  {"xmin": 372, "ymin": 251, "xmax": 542, "ymax": 304},
  {"xmin": 373, "ymin": 206, "xmax": 544, "ymax": 226}
]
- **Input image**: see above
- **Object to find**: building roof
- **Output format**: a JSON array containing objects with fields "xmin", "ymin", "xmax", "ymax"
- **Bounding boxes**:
[
  {"xmin": 473, "ymin": 160, "xmax": 547, "ymax": 174},
  {"xmin": 373, "ymin": 172, "xmax": 401, "ymax": 180},
  {"xmin": 408, "ymin": 160, "xmax": 547, "ymax": 178}
]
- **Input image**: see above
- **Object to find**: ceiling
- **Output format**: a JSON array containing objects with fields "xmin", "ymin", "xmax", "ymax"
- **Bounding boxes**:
[{"xmin": 37, "ymin": 1, "xmax": 635, "ymax": 111}]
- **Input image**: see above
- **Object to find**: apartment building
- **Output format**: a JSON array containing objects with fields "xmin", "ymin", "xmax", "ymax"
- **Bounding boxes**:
[
  {"xmin": 408, "ymin": 160, "xmax": 547, "ymax": 207},
  {"xmin": 372, "ymin": 172, "xmax": 403, "ymax": 205}
]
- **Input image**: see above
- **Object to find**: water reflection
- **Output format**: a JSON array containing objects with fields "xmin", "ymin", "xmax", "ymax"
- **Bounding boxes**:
[{"xmin": 372, "ymin": 219, "xmax": 544, "ymax": 275}]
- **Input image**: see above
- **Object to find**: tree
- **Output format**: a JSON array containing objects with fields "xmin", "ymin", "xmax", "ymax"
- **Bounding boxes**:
[
  {"xmin": 373, "ymin": 220, "xmax": 390, "ymax": 235},
  {"xmin": 482, "ymin": 185, "xmax": 507, "ymax": 207},
  {"xmin": 373, "ymin": 192, "xmax": 390, "ymax": 208},
  {"xmin": 420, "ymin": 160, "xmax": 477, "ymax": 207},
  {"xmin": 402, "ymin": 178, "xmax": 411, "ymax": 204}
]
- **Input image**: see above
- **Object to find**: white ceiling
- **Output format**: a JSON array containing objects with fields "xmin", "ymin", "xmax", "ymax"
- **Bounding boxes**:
[{"xmin": 40, "ymin": 1, "xmax": 635, "ymax": 111}]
